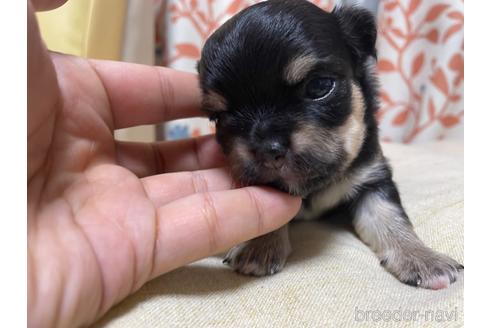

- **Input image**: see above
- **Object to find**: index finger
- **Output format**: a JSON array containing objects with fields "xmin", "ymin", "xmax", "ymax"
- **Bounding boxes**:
[
  {"xmin": 89, "ymin": 59, "xmax": 203, "ymax": 129},
  {"xmin": 150, "ymin": 186, "xmax": 302, "ymax": 278}
]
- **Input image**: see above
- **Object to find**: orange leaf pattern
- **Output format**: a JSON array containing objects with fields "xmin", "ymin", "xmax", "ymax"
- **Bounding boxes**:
[
  {"xmin": 424, "ymin": 4, "xmax": 450, "ymax": 22},
  {"xmin": 378, "ymin": 59, "xmax": 397, "ymax": 72},
  {"xmin": 175, "ymin": 43, "xmax": 201, "ymax": 58},
  {"xmin": 440, "ymin": 115, "xmax": 460, "ymax": 128},
  {"xmin": 443, "ymin": 23, "xmax": 463, "ymax": 42},
  {"xmin": 425, "ymin": 29, "xmax": 439, "ymax": 43},
  {"xmin": 157, "ymin": 0, "xmax": 463, "ymax": 143},
  {"xmin": 408, "ymin": 0, "xmax": 422, "ymax": 14},
  {"xmin": 377, "ymin": 0, "xmax": 463, "ymax": 142},
  {"xmin": 430, "ymin": 68, "xmax": 449, "ymax": 95},
  {"xmin": 428, "ymin": 98, "xmax": 436, "ymax": 119},
  {"xmin": 392, "ymin": 109, "xmax": 410, "ymax": 126},
  {"xmin": 411, "ymin": 52, "xmax": 425, "ymax": 76}
]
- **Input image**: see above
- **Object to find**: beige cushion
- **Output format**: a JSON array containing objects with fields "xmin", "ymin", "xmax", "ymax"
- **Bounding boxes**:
[{"xmin": 95, "ymin": 141, "xmax": 463, "ymax": 327}]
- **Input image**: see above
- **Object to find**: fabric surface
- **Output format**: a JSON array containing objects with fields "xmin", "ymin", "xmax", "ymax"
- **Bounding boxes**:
[
  {"xmin": 115, "ymin": 0, "xmax": 158, "ymax": 143},
  {"xmin": 37, "ymin": 0, "xmax": 127, "ymax": 60},
  {"xmin": 121, "ymin": 0, "xmax": 155, "ymax": 65},
  {"xmin": 155, "ymin": 0, "xmax": 463, "ymax": 143},
  {"xmin": 377, "ymin": 0, "xmax": 464, "ymax": 142},
  {"xmin": 94, "ymin": 141, "xmax": 464, "ymax": 328}
]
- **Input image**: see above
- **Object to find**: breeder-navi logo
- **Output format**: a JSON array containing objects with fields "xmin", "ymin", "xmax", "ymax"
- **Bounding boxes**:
[{"xmin": 354, "ymin": 306, "xmax": 458, "ymax": 323}]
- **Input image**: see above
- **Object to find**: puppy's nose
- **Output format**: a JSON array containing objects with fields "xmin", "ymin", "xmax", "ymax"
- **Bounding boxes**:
[{"xmin": 259, "ymin": 140, "xmax": 287, "ymax": 169}]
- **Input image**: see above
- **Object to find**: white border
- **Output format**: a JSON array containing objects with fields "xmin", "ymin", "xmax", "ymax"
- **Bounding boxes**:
[
  {"xmin": 465, "ymin": 1, "xmax": 492, "ymax": 326},
  {"xmin": 8, "ymin": 1, "xmax": 489, "ymax": 327},
  {"xmin": 0, "ymin": 1, "xmax": 26, "ymax": 327}
]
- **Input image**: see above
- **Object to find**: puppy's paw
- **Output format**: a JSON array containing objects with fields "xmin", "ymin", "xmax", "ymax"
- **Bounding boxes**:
[
  {"xmin": 381, "ymin": 247, "xmax": 463, "ymax": 290},
  {"xmin": 224, "ymin": 243, "xmax": 289, "ymax": 276},
  {"xmin": 223, "ymin": 235, "xmax": 291, "ymax": 276}
]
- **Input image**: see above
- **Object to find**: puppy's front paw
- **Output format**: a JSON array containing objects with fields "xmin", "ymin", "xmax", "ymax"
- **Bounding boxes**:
[
  {"xmin": 223, "ymin": 229, "xmax": 291, "ymax": 276},
  {"xmin": 224, "ymin": 242, "xmax": 290, "ymax": 276},
  {"xmin": 381, "ymin": 247, "xmax": 463, "ymax": 290}
]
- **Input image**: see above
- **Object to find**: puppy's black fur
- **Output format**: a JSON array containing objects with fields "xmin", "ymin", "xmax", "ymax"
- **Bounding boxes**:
[{"xmin": 198, "ymin": 0, "xmax": 462, "ymax": 289}]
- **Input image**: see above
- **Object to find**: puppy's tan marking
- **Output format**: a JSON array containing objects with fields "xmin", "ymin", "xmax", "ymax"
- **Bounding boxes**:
[
  {"xmin": 291, "ymin": 82, "xmax": 366, "ymax": 169},
  {"xmin": 338, "ymin": 82, "xmax": 366, "ymax": 165},
  {"xmin": 296, "ymin": 156, "xmax": 386, "ymax": 220},
  {"xmin": 229, "ymin": 140, "xmax": 254, "ymax": 184},
  {"xmin": 231, "ymin": 140, "xmax": 253, "ymax": 162},
  {"xmin": 291, "ymin": 124, "xmax": 340, "ymax": 157},
  {"xmin": 284, "ymin": 54, "xmax": 318, "ymax": 84},
  {"xmin": 203, "ymin": 91, "xmax": 227, "ymax": 112}
]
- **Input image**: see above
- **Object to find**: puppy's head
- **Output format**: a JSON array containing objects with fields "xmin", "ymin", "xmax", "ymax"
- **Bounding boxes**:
[{"xmin": 198, "ymin": 0, "xmax": 378, "ymax": 196}]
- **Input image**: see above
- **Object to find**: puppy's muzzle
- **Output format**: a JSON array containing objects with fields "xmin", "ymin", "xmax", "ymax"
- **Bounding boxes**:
[
  {"xmin": 248, "ymin": 119, "xmax": 290, "ymax": 170},
  {"xmin": 252, "ymin": 138, "xmax": 288, "ymax": 170}
]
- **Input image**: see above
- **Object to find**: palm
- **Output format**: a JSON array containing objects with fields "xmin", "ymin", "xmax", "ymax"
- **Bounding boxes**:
[{"xmin": 28, "ymin": 54, "xmax": 158, "ymax": 323}]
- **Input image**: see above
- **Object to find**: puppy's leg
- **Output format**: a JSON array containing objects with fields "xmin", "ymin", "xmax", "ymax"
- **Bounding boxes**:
[
  {"xmin": 352, "ymin": 178, "xmax": 463, "ymax": 289},
  {"xmin": 224, "ymin": 225, "xmax": 291, "ymax": 276}
]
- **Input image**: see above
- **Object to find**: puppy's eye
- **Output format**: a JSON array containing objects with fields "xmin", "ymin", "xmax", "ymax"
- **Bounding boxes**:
[{"xmin": 305, "ymin": 78, "xmax": 335, "ymax": 100}]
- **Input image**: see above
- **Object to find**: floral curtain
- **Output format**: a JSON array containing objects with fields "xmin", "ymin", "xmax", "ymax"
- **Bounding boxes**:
[
  {"xmin": 377, "ymin": 0, "xmax": 463, "ymax": 142},
  {"xmin": 155, "ymin": 0, "xmax": 463, "ymax": 143}
]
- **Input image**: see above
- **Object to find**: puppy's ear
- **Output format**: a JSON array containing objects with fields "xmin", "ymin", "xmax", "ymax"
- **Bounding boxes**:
[{"xmin": 332, "ymin": 6, "xmax": 377, "ymax": 61}]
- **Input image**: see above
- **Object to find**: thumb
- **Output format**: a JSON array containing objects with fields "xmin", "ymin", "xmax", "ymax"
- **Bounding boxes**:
[{"xmin": 31, "ymin": 0, "xmax": 68, "ymax": 11}]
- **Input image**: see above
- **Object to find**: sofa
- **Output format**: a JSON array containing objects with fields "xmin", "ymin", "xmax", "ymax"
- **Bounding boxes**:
[{"xmin": 93, "ymin": 141, "xmax": 463, "ymax": 327}]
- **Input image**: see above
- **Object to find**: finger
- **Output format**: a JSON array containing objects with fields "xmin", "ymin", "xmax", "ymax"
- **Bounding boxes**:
[
  {"xmin": 150, "ymin": 187, "xmax": 302, "ymax": 278},
  {"xmin": 89, "ymin": 60, "xmax": 202, "ymax": 129},
  {"xmin": 31, "ymin": 0, "xmax": 68, "ymax": 11},
  {"xmin": 116, "ymin": 135, "xmax": 225, "ymax": 177},
  {"xmin": 141, "ymin": 167, "xmax": 235, "ymax": 208},
  {"xmin": 28, "ymin": 1, "xmax": 61, "ymax": 179}
]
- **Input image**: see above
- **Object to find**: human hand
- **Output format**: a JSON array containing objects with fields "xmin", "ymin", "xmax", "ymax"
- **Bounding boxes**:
[{"xmin": 27, "ymin": 1, "xmax": 301, "ymax": 327}]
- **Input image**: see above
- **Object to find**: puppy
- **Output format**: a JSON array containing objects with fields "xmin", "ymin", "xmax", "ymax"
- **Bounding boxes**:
[{"xmin": 197, "ymin": 0, "xmax": 463, "ymax": 289}]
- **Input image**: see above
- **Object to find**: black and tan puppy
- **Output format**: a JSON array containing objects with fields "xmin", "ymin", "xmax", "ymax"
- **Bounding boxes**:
[{"xmin": 197, "ymin": 0, "xmax": 463, "ymax": 289}]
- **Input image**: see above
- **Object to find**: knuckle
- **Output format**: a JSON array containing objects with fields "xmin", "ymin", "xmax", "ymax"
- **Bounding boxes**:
[
  {"xmin": 199, "ymin": 192, "xmax": 219, "ymax": 254},
  {"xmin": 156, "ymin": 67, "xmax": 175, "ymax": 120},
  {"xmin": 191, "ymin": 171, "xmax": 209, "ymax": 194},
  {"xmin": 245, "ymin": 188, "xmax": 265, "ymax": 236}
]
